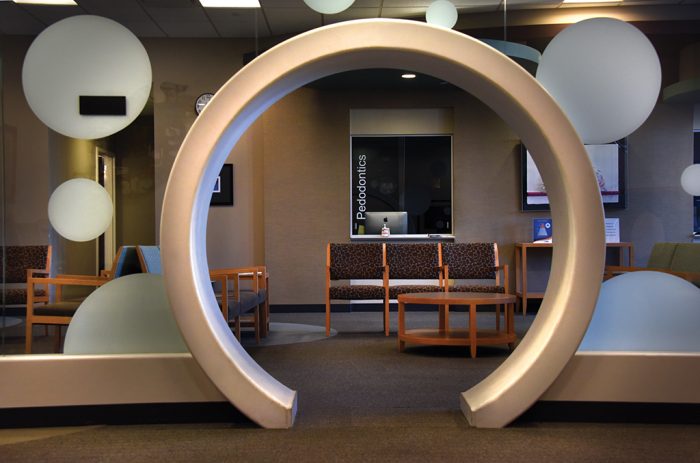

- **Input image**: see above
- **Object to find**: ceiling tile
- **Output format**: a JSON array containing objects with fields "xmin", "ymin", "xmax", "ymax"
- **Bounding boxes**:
[
  {"xmin": 142, "ymin": 5, "xmax": 219, "ymax": 37},
  {"xmin": 206, "ymin": 7, "xmax": 271, "ymax": 37},
  {"xmin": 264, "ymin": 6, "xmax": 321, "ymax": 35},
  {"xmin": 77, "ymin": 0, "xmax": 166, "ymax": 36},
  {"xmin": 620, "ymin": 0, "xmax": 682, "ymax": 4},
  {"xmin": 507, "ymin": 0, "xmax": 562, "ymax": 9},
  {"xmin": 324, "ymin": 7, "xmax": 380, "ymax": 24},
  {"xmin": 380, "ymin": 6, "xmax": 425, "ymax": 18},
  {"xmin": 15, "ymin": 4, "xmax": 81, "ymax": 25},
  {"xmin": 259, "ymin": 0, "xmax": 306, "ymax": 6},
  {"xmin": 0, "ymin": 4, "xmax": 45, "ymax": 35},
  {"xmin": 382, "ymin": 0, "xmax": 484, "ymax": 6},
  {"xmin": 78, "ymin": 0, "xmax": 149, "ymax": 20}
]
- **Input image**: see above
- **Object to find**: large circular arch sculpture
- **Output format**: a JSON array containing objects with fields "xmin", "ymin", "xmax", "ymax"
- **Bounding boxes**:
[{"xmin": 160, "ymin": 19, "xmax": 606, "ymax": 429}]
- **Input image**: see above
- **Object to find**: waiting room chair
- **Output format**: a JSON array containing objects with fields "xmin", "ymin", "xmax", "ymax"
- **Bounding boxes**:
[
  {"xmin": 604, "ymin": 242, "xmax": 700, "ymax": 287},
  {"xmin": 210, "ymin": 266, "xmax": 268, "ymax": 343},
  {"xmin": 25, "ymin": 245, "xmax": 142, "ymax": 353},
  {"xmin": 137, "ymin": 245, "xmax": 264, "ymax": 343},
  {"xmin": 1, "ymin": 245, "xmax": 51, "ymax": 314},
  {"xmin": 325, "ymin": 243, "xmax": 387, "ymax": 336},
  {"xmin": 441, "ymin": 242, "xmax": 509, "ymax": 331},
  {"xmin": 385, "ymin": 243, "xmax": 444, "ymax": 335}
]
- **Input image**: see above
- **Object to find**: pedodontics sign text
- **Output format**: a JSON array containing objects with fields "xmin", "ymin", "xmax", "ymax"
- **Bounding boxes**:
[{"xmin": 355, "ymin": 154, "xmax": 367, "ymax": 220}]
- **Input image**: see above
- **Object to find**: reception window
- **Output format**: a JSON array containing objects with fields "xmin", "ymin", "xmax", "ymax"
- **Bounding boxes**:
[{"xmin": 351, "ymin": 135, "xmax": 452, "ymax": 236}]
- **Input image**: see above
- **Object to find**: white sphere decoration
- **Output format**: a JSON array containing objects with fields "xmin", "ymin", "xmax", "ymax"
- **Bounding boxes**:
[
  {"xmin": 22, "ymin": 15, "xmax": 152, "ymax": 140},
  {"xmin": 579, "ymin": 271, "xmax": 700, "ymax": 352},
  {"xmin": 680, "ymin": 164, "xmax": 700, "ymax": 196},
  {"xmin": 48, "ymin": 178, "xmax": 113, "ymax": 242},
  {"xmin": 64, "ymin": 274, "xmax": 188, "ymax": 354},
  {"xmin": 426, "ymin": 0, "xmax": 458, "ymax": 29},
  {"xmin": 536, "ymin": 18, "xmax": 661, "ymax": 145},
  {"xmin": 303, "ymin": 0, "xmax": 355, "ymax": 15}
]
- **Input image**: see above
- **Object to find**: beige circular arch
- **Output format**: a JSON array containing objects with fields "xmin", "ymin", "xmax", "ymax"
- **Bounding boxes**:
[{"xmin": 160, "ymin": 19, "xmax": 606, "ymax": 429}]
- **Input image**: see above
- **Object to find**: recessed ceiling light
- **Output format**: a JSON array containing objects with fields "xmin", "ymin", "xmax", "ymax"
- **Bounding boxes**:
[
  {"xmin": 12, "ymin": 0, "xmax": 77, "ymax": 5},
  {"xmin": 402, "ymin": 73, "xmax": 416, "ymax": 79},
  {"xmin": 199, "ymin": 0, "xmax": 261, "ymax": 7}
]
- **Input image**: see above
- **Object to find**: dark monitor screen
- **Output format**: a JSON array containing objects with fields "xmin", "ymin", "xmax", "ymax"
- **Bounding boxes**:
[{"xmin": 365, "ymin": 211, "xmax": 408, "ymax": 235}]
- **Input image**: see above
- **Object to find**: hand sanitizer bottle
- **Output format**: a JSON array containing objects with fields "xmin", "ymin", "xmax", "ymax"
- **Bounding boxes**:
[{"xmin": 381, "ymin": 218, "xmax": 390, "ymax": 237}]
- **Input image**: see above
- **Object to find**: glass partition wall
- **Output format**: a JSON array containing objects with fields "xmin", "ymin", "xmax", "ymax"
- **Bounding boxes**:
[{"xmin": 1, "ymin": 55, "xmax": 6, "ymax": 353}]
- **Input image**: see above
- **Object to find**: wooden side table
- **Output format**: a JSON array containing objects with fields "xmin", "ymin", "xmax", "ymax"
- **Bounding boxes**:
[
  {"xmin": 397, "ymin": 292, "xmax": 517, "ymax": 358},
  {"xmin": 514, "ymin": 242, "xmax": 634, "ymax": 316}
]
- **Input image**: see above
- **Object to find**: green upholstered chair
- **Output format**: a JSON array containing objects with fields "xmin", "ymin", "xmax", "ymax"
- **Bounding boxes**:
[{"xmin": 604, "ymin": 242, "xmax": 700, "ymax": 287}]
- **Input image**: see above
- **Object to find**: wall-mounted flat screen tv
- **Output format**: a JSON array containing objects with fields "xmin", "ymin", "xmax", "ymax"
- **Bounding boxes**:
[{"xmin": 521, "ymin": 139, "xmax": 627, "ymax": 211}]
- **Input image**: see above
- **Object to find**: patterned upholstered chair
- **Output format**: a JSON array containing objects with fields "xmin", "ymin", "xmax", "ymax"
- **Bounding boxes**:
[
  {"xmin": 441, "ymin": 242, "xmax": 509, "ymax": 330},
  {"xmin": 325, "ymin": 243, "xmax": 387, "ymax": 336},
  {"xmin": 25, "ymin": 245, "xmax": 142, "ymax": 353},
  {"xmin": 1, "ymin": 245, "xmax": 51, "ymax": 314},
  {"xmin": 385, "ymin": 243, "xmax": 444, "ymax": 335}
]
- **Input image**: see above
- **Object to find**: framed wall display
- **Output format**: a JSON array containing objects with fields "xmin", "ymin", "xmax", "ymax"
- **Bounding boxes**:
[
  {"xmin": 521, "ymin": 139, "xmax": 627, "ymax": 211},
  {"xmin": 211, "ymin": 163, "xmax": 233, "ymax": 206}
]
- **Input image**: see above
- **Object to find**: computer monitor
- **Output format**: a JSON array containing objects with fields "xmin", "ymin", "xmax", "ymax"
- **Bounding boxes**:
[{"xmin": 364, "ymin": 211, "xmax": 408, "ymax": 235}]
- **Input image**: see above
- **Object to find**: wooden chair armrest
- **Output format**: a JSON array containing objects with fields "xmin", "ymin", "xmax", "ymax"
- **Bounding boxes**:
[
  {"xmin": 496, "ymin": 264, "xmax": 509, "ymax": 293},
  {"xmin": 211, "ymin": 266, "xmax": 267, "ymax": 292},
  {"xmin": 26, "ymin": 268, "xmax": 49, "ymax": 279},
  {"xmin": 55, "ymin": 273, "xmax": 104, "ymax": 280},
  {"xmin": 29, "ymin": 276, "xmax": 110, "ymax": 286}
]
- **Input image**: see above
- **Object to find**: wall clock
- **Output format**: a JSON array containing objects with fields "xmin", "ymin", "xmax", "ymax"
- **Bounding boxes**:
[{"xmin": 195, "ymin": 93, "xmax": 214, "ymax": 115}]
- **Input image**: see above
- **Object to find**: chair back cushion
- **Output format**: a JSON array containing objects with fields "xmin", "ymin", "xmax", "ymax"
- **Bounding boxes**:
[
  {"xmin": 442, "ymin": 243, "xmax": 496, "ymax": 279},
  {"xmin": 647, "ymin": 243, "xmax": 677, "ymax": 269},
  {"xmin": 386, "ymin": 243, "xmax": 440, "ymax": 279},
  {"xmin": 329, "ymin": 243, "xmax": 384, "ymax": 280},
  {"xmin": 669, "ymin": 243, "xmax": 700, "ymax": 274},
  {"xmin": 114, "ymin": 246, "xmax": 143, "ymax": 277},
  {"xmin": 138, "ymin": 246, "xmax": 162, "ymax": 274},
  {"xmin": 1, "ymin": 245, "xmax": 50, "ymax": 283}
]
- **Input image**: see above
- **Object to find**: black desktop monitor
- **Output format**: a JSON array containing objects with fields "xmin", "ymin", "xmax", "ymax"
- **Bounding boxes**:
[{"xmin": 364, "ymin": 211, "xmax": 408, "ymax": 235}]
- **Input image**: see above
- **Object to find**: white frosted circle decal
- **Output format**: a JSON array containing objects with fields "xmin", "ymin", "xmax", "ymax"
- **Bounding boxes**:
[
  {"xmin": 536, "ymin": 18, "xmax": 661, "ymax": 144},
  {"xmin": 48, "ymin": 178, "xmax": 113, "ymax": 242},
  {"xmin": 22, "ymin": 15, "xmax": 152, "ymax": 140},
  {"xmin": 425, "ymin": 0, "xmax": 458, "ymax": 29},
  {"xmin": 680, "ymin": 164, "xmax": 700, "ymax": 196},
  {"xmin": 580, "ymin": 272, "xmax": 700, "ymax": 352},
  {"xmin": 303, "ymin": 0, "xmax": 355, "ymax": 15},
  {"xmin": 64, "ymin": 274, "xmax": 188, "ymax": 354}
]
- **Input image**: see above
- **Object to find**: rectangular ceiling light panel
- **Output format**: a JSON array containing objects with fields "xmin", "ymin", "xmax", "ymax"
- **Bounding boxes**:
[
  {"xmin": 199, "ymin": 0, "xmax": 261, "ymax": 7},
  {"xmin": 13, "ymin": 0, "xmax": 77, "ymax": 4},
  {"xmin": 562, "ymin": 0, "xmax": 622, "ymax": 3}
]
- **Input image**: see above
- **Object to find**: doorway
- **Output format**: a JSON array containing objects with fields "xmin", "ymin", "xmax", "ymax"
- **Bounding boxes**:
[{"xmin": 96, "ymin": 148, "xmax": 116, "ymax": 273}]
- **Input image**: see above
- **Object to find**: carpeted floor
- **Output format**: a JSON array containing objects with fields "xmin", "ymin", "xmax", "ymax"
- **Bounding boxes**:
[{"xmin": 1, "ymin": 311, "xmax": 699, "ymax": 462}]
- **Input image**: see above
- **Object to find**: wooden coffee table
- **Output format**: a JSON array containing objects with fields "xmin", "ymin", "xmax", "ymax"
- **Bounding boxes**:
[{"xmin": 397, "ymin": 292, "xmax": 517, "ymax": 358}]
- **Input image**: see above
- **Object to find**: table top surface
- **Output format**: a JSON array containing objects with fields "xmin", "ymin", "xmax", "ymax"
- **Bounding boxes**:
[
  {"xmin": 397, "ymin": 291, "xmax": 516, "ymax": 305},
  {"xmin": 516, "ymin": 242, "xmax": 632, "ymax": 248}
]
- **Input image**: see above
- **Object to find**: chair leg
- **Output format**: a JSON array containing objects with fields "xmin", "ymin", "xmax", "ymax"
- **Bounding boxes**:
[
  {"xmin": 25, "ymin": 318, "xmax": 33, "ymax": 354},
  {"xmin": 254, "ymin": 306, "xmax": 261, "ymax": 344},
  {"xmin": 53, "ymin": 326, "xmax": 62, "ymax": 353},
  {"xmin": 234, "ymin": 316, "xmax": 241, "ymax": 340},
  {"xmin": 325, "ymin": 297, "xmax": 331, "ymax": 337},
  {"xmin": 384, "ymin": 296, "xmax": 390, "ymax": 337}
]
